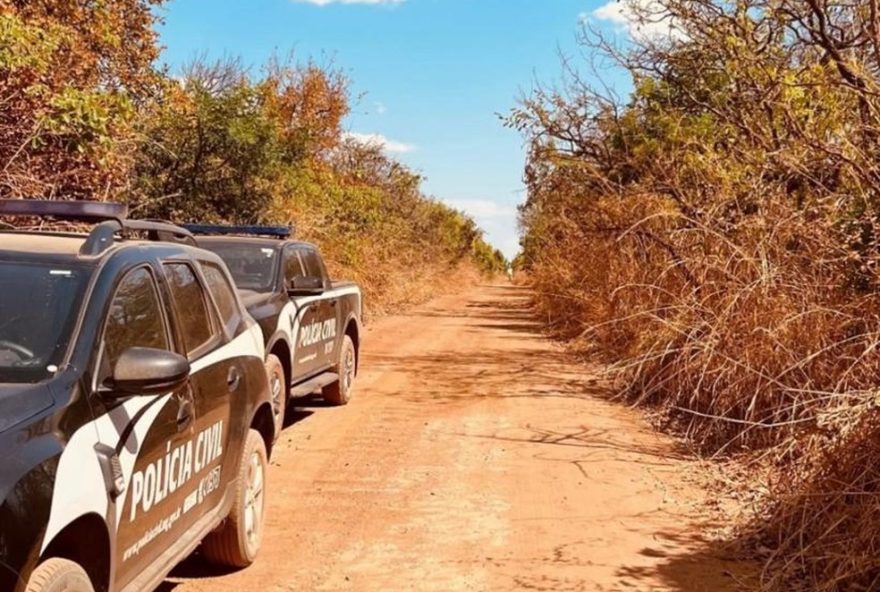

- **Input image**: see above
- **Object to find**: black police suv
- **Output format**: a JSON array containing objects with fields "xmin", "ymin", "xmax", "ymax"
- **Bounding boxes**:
[
  {"xmin": 183, "ymin": 225, "xmax": 363, "ymax": 435},
  {"xmin": 0, "ymin": 201, "xmax": 275, "ymax": 592}
]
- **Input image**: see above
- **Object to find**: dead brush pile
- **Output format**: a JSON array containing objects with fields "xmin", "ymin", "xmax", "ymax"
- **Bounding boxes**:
[{"xmin": 510, "ymin": 0, "xmax": 880, "ymax": 587}]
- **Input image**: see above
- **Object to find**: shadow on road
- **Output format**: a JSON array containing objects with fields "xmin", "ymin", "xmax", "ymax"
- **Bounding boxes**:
[{"xmin": 156, "ymin": 555, "xmax": 230, "ymax": 592}]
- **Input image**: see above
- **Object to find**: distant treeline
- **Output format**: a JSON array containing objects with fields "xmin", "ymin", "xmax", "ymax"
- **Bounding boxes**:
[
  {"xmin": 0, "ymin": 0, "xmax": 506, "ymax": 309},
  {"xmin": 511, "ymin": 0, "xmax": 880, "ymax": 588}
]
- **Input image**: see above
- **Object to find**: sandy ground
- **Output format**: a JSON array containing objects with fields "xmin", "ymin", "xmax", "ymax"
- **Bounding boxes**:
[{"xmin": 161, "ymin": 284, "xmax": 750, "ymax": 592}]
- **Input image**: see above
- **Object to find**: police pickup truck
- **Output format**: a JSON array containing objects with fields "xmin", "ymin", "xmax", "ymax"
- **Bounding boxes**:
[
  {"xmin": 0, "ymin": 201, "xmax": 275, "ymax": 592},
  {"xmin": 183, "ymin": 225, "xmax": 362, "ymax": 434}
]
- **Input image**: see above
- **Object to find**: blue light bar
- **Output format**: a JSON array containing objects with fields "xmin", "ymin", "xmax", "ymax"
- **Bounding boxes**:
[
  {"xmin": 181, "ymin": 224, "xmax": 292, "ymax": 240},
  {"xmin": 0, "ymin": 199, "xmax": 128, "ymax": 225}
]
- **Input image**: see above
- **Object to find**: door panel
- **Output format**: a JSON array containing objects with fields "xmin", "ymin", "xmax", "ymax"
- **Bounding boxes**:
[
  {"xmin": 286, "ymin": 247, "xmax": 338, "ymax": 377},
  {"xmin": 292, "ymin": 298, "xmax": 326, "ymax": 377},
  {"xmin": 108, "ymin": 385, "xmax": 198, "ymax": 584},
  {"xmin": 292, "ymin": 299, "xmax": 339, "ymax": 377},
  {"xmin": 88, "ymin": 266, "xmax": 202, "ymax": 587},
  {"xmin": 318, "ymin": 298, "xmax": 341, "ymax": 368},
  {"xmin": 162, "ymin": 262, "xmax": 233, "ymax": 530}
]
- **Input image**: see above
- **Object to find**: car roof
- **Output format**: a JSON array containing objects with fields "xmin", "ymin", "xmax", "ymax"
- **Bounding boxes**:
[
  {"xmin": 0, "ymin": 229, "xmax": 220, "ymax": 264},
  {"xmin": 195, "ymin": 236, "xmax": 318, "ymax": 250},
  {"xmin": 0, "ymin": 232, "xmax": 89, "ymax": 257}
]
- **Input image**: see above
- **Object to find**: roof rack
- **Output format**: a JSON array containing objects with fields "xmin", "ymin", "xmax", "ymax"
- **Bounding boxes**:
[
  {"xmin": 0, "ymin": 199, "xmax": 197, "ymax": 255},
  {"xmin": 79, "ymin": 220, "xmax": 196, "ymax": 256},
  {"xmin": 181, "ymin": 223, "xmax": 293, "ymax": 240}
]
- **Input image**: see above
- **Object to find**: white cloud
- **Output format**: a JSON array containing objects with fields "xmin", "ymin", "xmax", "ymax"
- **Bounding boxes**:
[
  {"xmin": 445, "ymin": 199, "xmax": 517, "ymax": 220},
  {"xmin": 345, "ymin": 132, "xmax": 415, "ymax": 154},
  {"xmin": 443, "ymin": 199, "xmax": 520, "ymax": 259},
  {"xmin": 375, "ymin": 101, "xmax": 387, "ymax": 115},
  {"xmin": 591, "ymin": 0, "xmax": 683, "ymax": 41},
  {"xmin": 294, "ymin": 0, "xmax": 404, "ymax": 5}
]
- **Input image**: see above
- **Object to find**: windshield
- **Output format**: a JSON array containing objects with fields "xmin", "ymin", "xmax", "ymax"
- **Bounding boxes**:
[
  {"xmin": 206, "ymin": 244, "xmax": 278, "ymax": 292},
  {"xmin": 0, "ymin": 261, "xmax": 89, "ymax": 383}
]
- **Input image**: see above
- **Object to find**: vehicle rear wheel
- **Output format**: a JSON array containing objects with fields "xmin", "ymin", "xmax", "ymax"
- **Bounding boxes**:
[
  {"xmin": 323, "ymin": 334, "xmax": 356, "ymax": 406},
  {"xmin": 265, "ymin": 354, "xmax": 286, "ymax": 439},
  {"xmin": 25, "ymin": 558, "xmax": 94, "ymax": 592},
  {"xmin": 201, "ymin": 429, "xmax": 268, "ymax": 568}
]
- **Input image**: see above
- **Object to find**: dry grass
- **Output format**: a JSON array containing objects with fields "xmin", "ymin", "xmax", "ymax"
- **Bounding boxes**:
[
  {"xmin": 523, "ymin": 190, "xmax": 880, "ymax": 589},
  {"xmin": 511, "ymin": 0, "xmax": 880, "ymax": 580},
  {"xmin": 750, "ymin": 403, "xmax": 880, "ymax": 590},
  {"xmin": 288, "ymin": 207, "xmax": 488, "ymax": 318},
  {"xmin": 333, "ymin": 258, "xmax": 484, "ymax": 319}
]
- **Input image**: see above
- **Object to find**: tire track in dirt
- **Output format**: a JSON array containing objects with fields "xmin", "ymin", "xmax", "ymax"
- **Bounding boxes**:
[{"xmin": 161, "ymin": 284, "xmax": 751, "ymax": 592}]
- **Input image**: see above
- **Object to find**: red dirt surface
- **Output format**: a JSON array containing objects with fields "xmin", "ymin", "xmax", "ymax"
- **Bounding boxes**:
[{"xmin": 161, "ymin": 284, "xmax": 751, "ymax": 592}]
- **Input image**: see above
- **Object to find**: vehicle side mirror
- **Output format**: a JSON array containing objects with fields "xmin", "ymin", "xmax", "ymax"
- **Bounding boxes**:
[
  {"xmin": 107, "ymin": 347, "xmax": 190, "ymax": 397},
  {"xmin": 288, "ymin": 275, "xmax": 324, "ymax": 296}
]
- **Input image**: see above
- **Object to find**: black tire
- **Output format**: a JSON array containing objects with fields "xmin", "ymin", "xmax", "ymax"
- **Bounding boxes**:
[
  {"xmin": 25, "ymin": 558, "xmax": 94, "ymax": 592},
  {"xmin": 201, "ymin": 429, "xmax": 268, "ymax": 568},
  {"xmin": 323, "ymin": 334, "xmax": 356, "ymax": 406},
  {"xmin": 265, "ymin": 354, "xmax": 286, "ymax": 440}
]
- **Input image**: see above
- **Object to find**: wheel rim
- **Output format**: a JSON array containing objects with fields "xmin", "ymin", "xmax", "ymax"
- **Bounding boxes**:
[
  {"xmin": 244, "ymin": 451, "xmax": 265, "ymax": 550},
  {"xmin": 270, "ymin": 370, "xmax": 283, "ymax": 424},
  {"xmin": 342, "ymin": 344, "xmax": 355, "ymax": 394}
]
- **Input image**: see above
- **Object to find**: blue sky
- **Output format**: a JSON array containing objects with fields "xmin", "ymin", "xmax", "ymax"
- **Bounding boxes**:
[{"xmin": 158, "ymin": 0, "xmax": 634, "ymax": 258}]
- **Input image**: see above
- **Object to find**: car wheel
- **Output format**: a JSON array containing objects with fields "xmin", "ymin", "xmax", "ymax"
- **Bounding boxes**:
[
  {"xmin": 201, "ymin": 429, "xmax": 268, "ymax": 568},
  {"xmin": 265, "ymin": 354, "xmax": 286, "ymax": 439},
  {"xmin": 25, "ymin": 558, "xmax": 94, "ymax": 592},
  {"xmin": 323, "ymin": 334, "xmax": 356, "ymax": 406}
]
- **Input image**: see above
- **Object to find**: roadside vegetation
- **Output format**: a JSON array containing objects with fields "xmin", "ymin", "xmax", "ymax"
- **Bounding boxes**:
[
  {"xmin": 0, "ymin": 0, "xmax": 506, "ymax": 313},
  {"xmin": 511, "ymin": 0, "xmax": 880, "ymax": 589}
]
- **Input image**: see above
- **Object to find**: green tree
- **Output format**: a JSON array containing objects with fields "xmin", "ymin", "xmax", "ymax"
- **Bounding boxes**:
[{"xmin": 0, "ymin": 0, "xmax": 163, "ymax": 198}]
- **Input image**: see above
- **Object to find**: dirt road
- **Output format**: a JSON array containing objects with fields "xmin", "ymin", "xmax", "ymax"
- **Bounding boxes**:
[{"xmin": 163, "ymin": 284, "xmax": 747, "ymax": 592}]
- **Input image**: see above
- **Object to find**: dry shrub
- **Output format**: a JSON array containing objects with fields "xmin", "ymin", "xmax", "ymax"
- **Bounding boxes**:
[
  {"xmin": 751, "ymin": 400, "xmax": 880, "ymax": 590},
  {"xmin": 525, "ymin": 185, "xmax": 880, "ymax": 589},
  {"xmin": 275, "ymin": 197, "xmax": 491, "ymax": 317},
  {"xmin": 336, "ymin": 260, "xmax": 483, "ymax": 318},
  {"xmin": 528, "ymin": 190, "xmax": 880, "ymax": 452},
  {"xmin": 510, "ymin": 0, "xmax": 880, "ymax": 584}
]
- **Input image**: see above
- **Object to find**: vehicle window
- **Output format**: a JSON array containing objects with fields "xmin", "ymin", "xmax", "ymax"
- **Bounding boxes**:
[
  {"xmin": 101, "ymin": 267, "xmax": 169, "ymax": 383},
  {"xmin": 163, "ymin": 263, "xmax": 216, "ymax": 356},
  {"xmin": 203, "ymin": 243, "xmax": 278, "ymax": 292},
  {"xmin": 300, "ymin": 249, "xmax": 325, "ymax": 279},
  {"xmin": 201, "ymin": 261, "xmax": 241, "ymax": 334},
  {"xmin": 0, "ymin": 261, "xmax": 90, "ymax": 383},
  {"xmin": 284, "ymin": 249, "xmax": 306, "ymax": 284}
]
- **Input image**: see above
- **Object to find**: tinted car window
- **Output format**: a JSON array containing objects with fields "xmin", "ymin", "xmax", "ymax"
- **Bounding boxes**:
[
  {"xmin": 300, "ymin": 249, "xmax": 324, "ymax": 279},
  {"xmin": 0, "ymin": 261, "xmax": 89, "ymax": 383},
  {"xmin": 201, "ymin": 261, "xmax": 240, "ymax": 334},
  {"xmin": 101, "ymin": 267, "xmax": 168, "ymax": 382},
  {"xmin": 164, "ymin": 263, "xmax": 215, "ymax": 356},
  {"xmin": 284, "ymin": 249, "xmax": 306, "ymax": 284},
  {"xmin": 206, "ymin": 243, "xmax": 278, "ymax": 292}
]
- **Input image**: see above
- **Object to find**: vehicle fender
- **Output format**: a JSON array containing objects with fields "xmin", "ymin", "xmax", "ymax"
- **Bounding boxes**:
[
  {"xmin": 343, "ymin": 310, "xmax": 363, "ymax": 335},
  {"xmin": 242, "ymin": 315, "xmax": 267, "ymax": 360},
  {"xmin": 246, "ymin": 399, "xmax": 276, "ymax": 458},
  {"xmin": 265, "ymin": 331, "xmax": 291, "ymax": 364},
  {"xmin": 0, "ymin": 434, "xmax": 64, "ymax": 591}
]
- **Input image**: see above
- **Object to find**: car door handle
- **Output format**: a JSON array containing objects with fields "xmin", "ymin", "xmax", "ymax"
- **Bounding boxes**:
[{"xmin": 227, "ymin": 367, "xmax": 242, "ymax": 392}]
